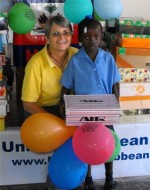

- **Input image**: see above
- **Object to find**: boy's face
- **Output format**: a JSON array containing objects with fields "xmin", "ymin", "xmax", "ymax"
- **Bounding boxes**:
[{"xmin": 81, "ymin": 26, "xmax": 102, "ymax": 54}]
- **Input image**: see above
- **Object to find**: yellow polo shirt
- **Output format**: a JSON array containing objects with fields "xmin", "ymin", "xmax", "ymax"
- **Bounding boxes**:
[{"xmin": 21, "ymin": 45, "xmax": 78, "ymax": 106}]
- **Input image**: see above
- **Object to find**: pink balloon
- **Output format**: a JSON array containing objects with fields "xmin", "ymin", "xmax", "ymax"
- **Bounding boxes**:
[{"xmin": 72, "ymin": 123, "xmax": 115, "ymax": 165}]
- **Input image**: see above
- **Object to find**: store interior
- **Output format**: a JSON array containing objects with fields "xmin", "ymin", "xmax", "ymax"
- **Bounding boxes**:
[{"xmin": 0, "ymin": 0, "xmax": 150, "ymax": 189}]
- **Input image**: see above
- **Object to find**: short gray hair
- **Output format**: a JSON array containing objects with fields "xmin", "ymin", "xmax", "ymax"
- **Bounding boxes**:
[{"xmin": 44, "ymin": 15, "xmax": 73, "ymax": 37}]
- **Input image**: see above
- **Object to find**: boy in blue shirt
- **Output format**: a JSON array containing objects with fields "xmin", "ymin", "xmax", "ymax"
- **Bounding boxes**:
[{"xmin": 60, "ymin": 17, "xmax": 121, "ymax": 190}]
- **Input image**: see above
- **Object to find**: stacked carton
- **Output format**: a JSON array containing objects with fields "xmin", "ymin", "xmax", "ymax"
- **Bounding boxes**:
[
  {"xmin": 0, "ymin": 36, "xmax": 8, "ymax": 131},
  {"xmin": 64, "ymin": 94, "xmax": 121, "ymax": 126},
  {"xmin": 105, "ymin": 17, "xmax": 150, "ymax": 115}
]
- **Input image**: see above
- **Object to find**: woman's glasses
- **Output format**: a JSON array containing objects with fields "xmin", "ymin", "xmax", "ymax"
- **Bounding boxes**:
[{"xmin": 50, "ymin": 30, "xmax": 73, "ymax": 38}]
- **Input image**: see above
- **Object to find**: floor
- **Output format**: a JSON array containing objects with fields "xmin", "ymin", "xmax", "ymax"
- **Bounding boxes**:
[{"xmin": 1, "ymin": 176, "xmax": 150, "ymax": 190}]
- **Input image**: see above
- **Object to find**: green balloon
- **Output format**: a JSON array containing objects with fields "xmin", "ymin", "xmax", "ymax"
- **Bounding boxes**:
[
  {"xmin": 106, "ymin": 130, "xmax": 121, "ymax": 163},
  {"xmin": 8, "ymin": 2, "xmax": 36, "ymax": 34}
]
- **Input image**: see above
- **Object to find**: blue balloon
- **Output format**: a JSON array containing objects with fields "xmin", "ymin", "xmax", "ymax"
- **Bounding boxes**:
[
  {"xmin": 48, "ymin": 138, "xmax": 88, "ymax": 189},
  {"xmin": 94, "ymin": 0, "xmax": 123, "ymax": 20},
  {"xmin": 64, "ymin": 0, "xmax": 93, "ymax": 24}
]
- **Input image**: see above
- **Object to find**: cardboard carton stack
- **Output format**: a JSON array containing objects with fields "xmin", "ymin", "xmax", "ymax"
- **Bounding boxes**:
[
  {"xmin": 105, "ymin": 17, "xmax": 150, "ymax": 122},
  {"xmin": 0, "ymin": 38, "xmax": 8, "ymax": 131},
  {"xmin": 64, "ymin": 94, "xmax": 121, "ymax": 126}
]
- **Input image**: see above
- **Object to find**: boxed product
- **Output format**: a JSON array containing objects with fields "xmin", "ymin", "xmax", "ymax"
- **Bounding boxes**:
[
  {"xmin": 115, "ymin": 34, "xmax": 150, "ymax": 48},
  {"xmin": 113, "ymin": 46, "xmax": 150, "ymax": 68},
  {"xmin": 117, "ymin": 46, "xmax": 150, "ymax": 56},
  {"xmin": 119, "ymin": 82, "xmax": 150, "ymax": 110},
  {"xmin": 64, "ymin": 94, "xmax": 121, "ymax": 126},
  {"xmin": 115, "ymin": 17, "xmax": 150, "ymax": 35},
  {"xmin": 119, "ymin": 68, "xmax": 150, "ymax": 82},
  {"xmin": 112, "ymin": 47, "xmax": 150, "ymax": 82},
  {"xmin": 116, "ymin": 54, "xmax": 150, "ymax": 68}
]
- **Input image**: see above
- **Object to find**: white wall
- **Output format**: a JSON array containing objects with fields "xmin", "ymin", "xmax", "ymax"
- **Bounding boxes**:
[{"xmin": 121, "ymin": 0, "xmax": 150, "ymax": 19}]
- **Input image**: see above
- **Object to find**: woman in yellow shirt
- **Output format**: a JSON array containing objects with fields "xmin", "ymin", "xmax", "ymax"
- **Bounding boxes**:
[{"xmin": 21, "ymin": 15, "xmax": 78, "ymax": 117}]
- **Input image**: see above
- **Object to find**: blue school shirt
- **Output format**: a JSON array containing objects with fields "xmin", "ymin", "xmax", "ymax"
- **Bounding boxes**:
[{"xmin": 61, "ymin": 47, "xmax": 121, "ymax": 95}]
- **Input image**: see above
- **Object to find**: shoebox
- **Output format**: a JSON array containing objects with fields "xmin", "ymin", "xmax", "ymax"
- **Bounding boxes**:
[
  {"xmin": 114, "ymin": 47, "xmax": 150, "ymax": 82},
  {"xmin": 64, "ymin": 94, "xmax": 121, "ymax": 126},
  {"xmin": 116, "ymin": 47, "xmax": 150, "ymax": 68},
  {"xmin": 115, "ymin": 34, "xmax": 150, "ymax": 48},
  {"xmin": 119, "ymin": 68, "xmax": 150, "ymax": 82},
  {"xmin": 116, "ymin": 46, "xmax": 150, "ymax": 56},
  {"xmin": 112, "ymin": 47, "xmax": 150, "ymax": 83},
  {"xmin": 119, "ymin": 82, "xmax": 150, "ymax": 110},
  {"xmin": 106, "ymin": 32, "xmax": 150, "ymax": 51},
  {"xmin": 115, "ymin": 17, "xmax": 150, "ymax": 35}
]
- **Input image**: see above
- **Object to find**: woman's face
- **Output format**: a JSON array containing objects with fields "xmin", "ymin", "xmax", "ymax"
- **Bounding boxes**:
[{"xmin": 46, "ymin": 23, "xmax": 72, "ymax": 52}]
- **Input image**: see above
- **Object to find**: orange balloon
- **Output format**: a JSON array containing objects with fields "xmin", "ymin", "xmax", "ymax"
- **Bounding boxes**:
[{"xmin": 20, "ymin": 113, "xmax": 76, "ymax": 153}]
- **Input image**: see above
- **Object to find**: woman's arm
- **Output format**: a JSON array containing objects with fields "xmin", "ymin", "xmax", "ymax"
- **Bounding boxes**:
[{"xmin": 23, "ymin": 101, "xmax": 47, "ymax": 114}]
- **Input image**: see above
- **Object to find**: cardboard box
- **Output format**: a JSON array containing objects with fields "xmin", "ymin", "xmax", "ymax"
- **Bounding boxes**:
[
  {"xmin": 119, "ymin": 68, "xmax": 150, "ymax": 82},
  {"xmin": 117, "ymin": 47, "xmax": 150, "ymax": 56},
  {"xmin": 115, "ymin": 17, "xmax": 150, "ymax": 35},
  {"xmin": 115, "ymin": 47, "xmax": 150, "ymax": 82},
  {"xmin": 64, "ymin": 94, "xmax": 121, "ymax": 126},
  {"xmin": 112, "ymin": 47, "xmax": 150, "ymax": 82},
  {"xmin": 116, "ymin": 55, "xmax": 150, "ymax": 68},
  {"xmin": 119, "ymin": 82, "xmax": 150, "ymax": 110},
  {"xmin": 116, "ymin": 34, "xmax": 150, "ymax": 48}
]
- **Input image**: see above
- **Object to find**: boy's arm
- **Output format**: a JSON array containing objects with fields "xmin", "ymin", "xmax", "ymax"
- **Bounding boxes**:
[
  {"xmin": 59, "ymin": 86, "xmax": 71, "ymax": 119},
  {"xmin": 112, "ymin": 82, "xmax": 120, "ymax": 101}
]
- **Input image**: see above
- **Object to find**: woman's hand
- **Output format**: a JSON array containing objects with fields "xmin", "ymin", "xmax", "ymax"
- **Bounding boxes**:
[{"xmin": 22, "ymin": 101, "xmax": 47, "ymax": 114}]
